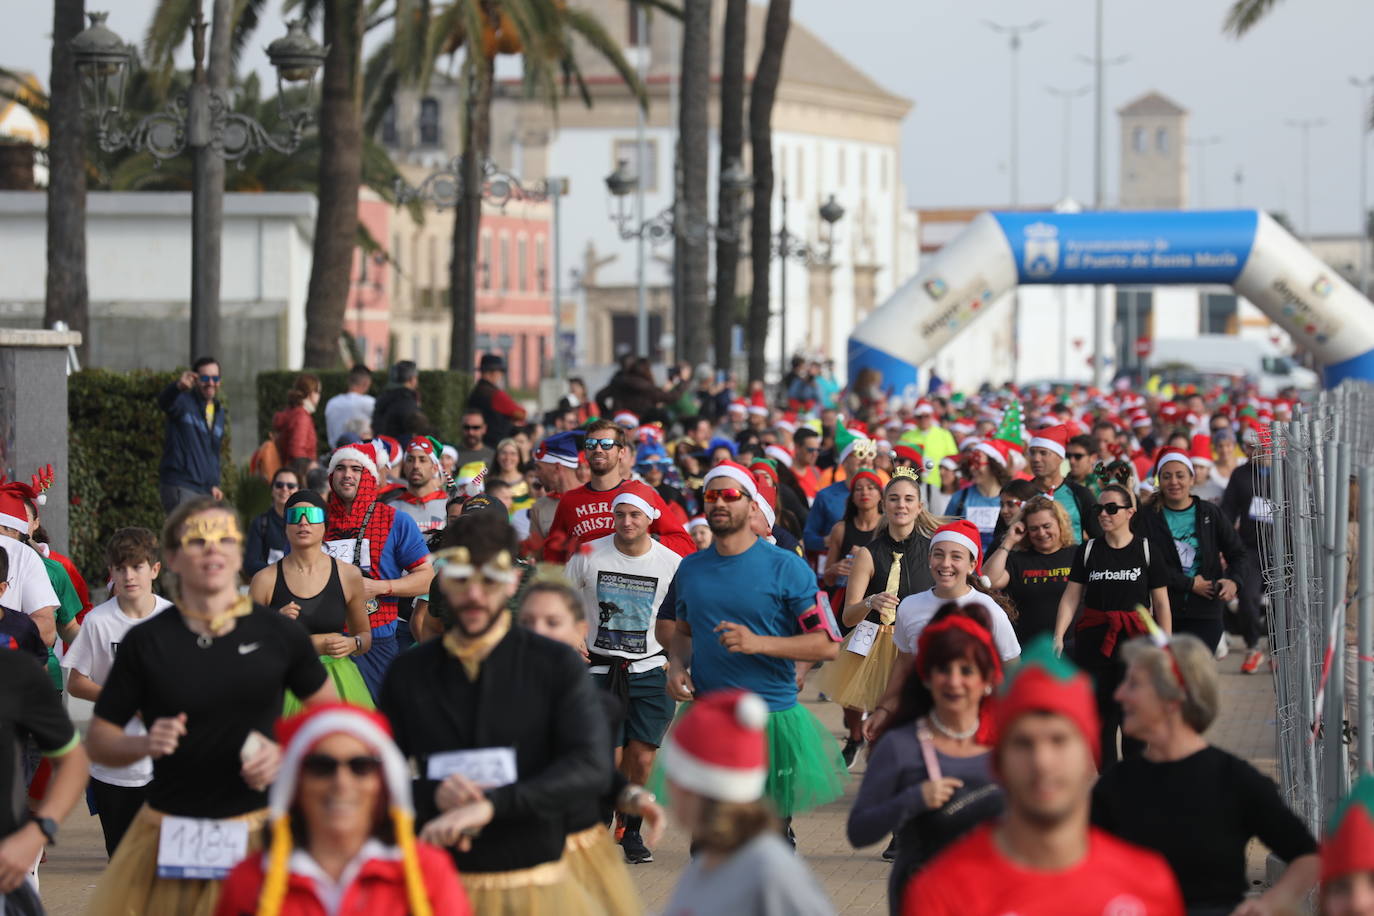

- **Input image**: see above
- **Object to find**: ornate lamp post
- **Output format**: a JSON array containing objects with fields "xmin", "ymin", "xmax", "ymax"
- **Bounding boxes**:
[
  {"xmin": 71, "ymin": 8, "xmax": 325, "ymax": 359},
  {"xmin": 769, "ymin": 185, "xmax": 844, "ymax": 375}
]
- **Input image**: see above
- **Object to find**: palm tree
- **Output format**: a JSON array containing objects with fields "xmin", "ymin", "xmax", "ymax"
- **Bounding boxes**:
[
  {"xmin": 713, "ymin": 0, "xmax": 746, "ymax": 372},
  {"xmin": 1223, "ymin": 0, "xmax": 1283, "ymax": 36},
  {"xmin": 45, "ymin": 0, "xmax": 90, "ymax": 361},
  {"xmin": 747, "ymin": 0, "xmax": 789, "ymax": 383},
  {"xmin": 677, "ymin": 0, "xmax": 710, "ymax": 366}
]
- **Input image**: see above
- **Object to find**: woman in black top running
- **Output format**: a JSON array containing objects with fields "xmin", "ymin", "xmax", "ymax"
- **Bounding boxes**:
[{"xmin": 250, "ymin": 489, "xmax": 372, "ymax": 710}]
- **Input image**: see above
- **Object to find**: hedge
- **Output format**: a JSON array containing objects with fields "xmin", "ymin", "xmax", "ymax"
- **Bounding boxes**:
[
  {"xmin": 256, "ymin": 370, "xmax": 473, "ymax": 450},
  {"xmin": 69, "ymin": 369, "xmax": 238, "ymax": 586}
]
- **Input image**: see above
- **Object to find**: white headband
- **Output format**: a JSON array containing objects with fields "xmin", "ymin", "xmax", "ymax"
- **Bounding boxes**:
[{"xmin": 611, "ymin": 491, "xmax": 661, "ymax": 520}]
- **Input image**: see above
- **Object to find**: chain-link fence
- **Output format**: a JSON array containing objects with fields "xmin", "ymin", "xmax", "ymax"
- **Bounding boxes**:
[{"xmin": 1261, "ymin": 380, "xmax": 1374, "ymax": 837}]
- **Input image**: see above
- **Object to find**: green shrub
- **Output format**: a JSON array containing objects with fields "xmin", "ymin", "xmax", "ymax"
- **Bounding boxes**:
[
  {"xmin": 68, "ymin": 369, "xmax": 236, "ymax": 585},
  {"xmin": 256, "ymin": 369, "xmax": 472, "ymax": 450}
]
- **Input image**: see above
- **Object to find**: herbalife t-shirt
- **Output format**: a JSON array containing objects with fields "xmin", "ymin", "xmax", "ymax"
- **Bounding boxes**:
[
  {"xmin": 565, "ymin": 534, "xmax": 681, "ymax": 674},
  {"xmin": 1068, "ymin": 536, "xmax": 1168, "ymax": 613},
  {"xmin": 62, "ymin": 595, "xmax": 172, "ymax": 787}
]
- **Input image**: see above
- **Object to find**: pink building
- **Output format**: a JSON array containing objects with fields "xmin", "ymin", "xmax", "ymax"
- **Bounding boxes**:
[{"xmin": 343, "ymin": 192, "xmax": 395, "ymax": 368}]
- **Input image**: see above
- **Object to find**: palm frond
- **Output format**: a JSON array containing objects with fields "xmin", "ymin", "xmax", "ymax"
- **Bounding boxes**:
[
  {"xmin": 229, "ymin": 0, "xmax": 271, "ymax": 72},
  {"xmin": 1223, "ymin": 0, "xmax": 1282, "ymax": 37},
  {"xmin": 631, "ymin": 0, "xmax": 683, "ymax": 19},
  {"xmin": 562, "ymin": 6, "xmax": 648, "ymax": 110},
  {"xmin": 0, "ymin": 67, "xmax": 50, "ymax": 125},
  {"xmin": 143, "ymin": 0, "xmax": 198, "ymax": 92}
]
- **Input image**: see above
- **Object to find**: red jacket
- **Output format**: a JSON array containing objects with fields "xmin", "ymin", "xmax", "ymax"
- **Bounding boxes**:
[
  {"xmin": 273, "ymin": 405, "xmax": 319, "ymax": 463},
  {"xmin": 214, "ymin": 842, "xmax": 470, "ymax": 916}
]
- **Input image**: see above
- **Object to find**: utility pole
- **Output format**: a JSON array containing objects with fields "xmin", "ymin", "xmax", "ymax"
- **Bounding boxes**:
[
  {"xmin": 1046, "ymin": 84, "xmax": 1091, "ymax": 201},
  {"xmin": 634, "ymin": 2, "xmax": 649, "ymax": 357},
  {"xmin": 1286, "ymin": 117, "xmax": 1327, "ymax": 240},
  {"xmin": 983, "ymin": 19, "xmax": 1046, "ymax": 207},
  {"xmin": 1351, "ymin": 76, "xmax": 1374, "ymax": 295}
]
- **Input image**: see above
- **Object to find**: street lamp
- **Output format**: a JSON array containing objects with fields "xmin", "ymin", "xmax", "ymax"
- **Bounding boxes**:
[
  {"xmin": 983, "ymin": 19, "xmax": 1046, "ymax": 207},
  {"xmin": 72, "ymin": 8, "xmax": 325, "ymax": 359},
  {"xmin": 765, "ymin": 183, "xmax": 844, "ymax": 376},
  {"xmin": 1285, "ymin": 117, "xmax": 1327, "ymax": 240}
]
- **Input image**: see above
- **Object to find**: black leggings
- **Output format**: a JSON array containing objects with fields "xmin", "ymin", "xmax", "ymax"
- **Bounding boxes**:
[
  {"xmin": 90, "ymin": 780, "xmax": 145, "ymax": 858},
  {"xmin": 1174, "ymin": 615, "xmax": 1225, "ymax": 653},
  {"xmin": 1074, "ymin": 625, "xmax": 1144, "ymax": 768}
]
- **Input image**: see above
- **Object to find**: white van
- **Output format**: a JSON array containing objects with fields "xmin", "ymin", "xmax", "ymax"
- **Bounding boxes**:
[{"xmin": 1147, "ymin": 335, "xmax": 1319, "ymax": 397}]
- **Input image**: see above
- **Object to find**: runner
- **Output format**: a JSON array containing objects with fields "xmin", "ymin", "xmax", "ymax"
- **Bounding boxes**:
[
  {"xmin": 377, "ymin": 511, "xmax": 610, "ymax": 913},
  {"xmin": 62, "ymin": 527, "xmax": 171, "ymax": 857},
  {"xmin": 382, "ymin": 437, "xmax": 450, "ymax": 536},
  {"xmin": 1220, "ymin": 425, "xmax": 1272, "ymax": 673},
  {"xmin": 1136, "ymin": 448, "xmax": 1246, "ymax": 653},
  {"xmin": 525, "ymin": 431, "xmax": 582, "ymax": 552},
  {"xmin": 825, "ymin": 467, "xmax": 937, "ymax": 767},
  {"xmin": 901, "ymin": 638, "xmax": 1185, "ymax": 915},
  {"xmin": 86, "ymin": 498, "xmax": 333, "ymax": 916},
  {"xmin": 946, "ymin": 439, "xmax": 1011, "ymax": 553},
  {"xmin": 214, "ymin": 703, "xmax": 471, "ymax": 916},
  {"xmin": 245, "ymin": 468, "xmax": 298, "ymax": 578},
  {"xmin": 848, "ymin": 605, "xmax": 1004, "ymax": 915},
  {"xmin": 665, "ymin": 462, "xmax": 847, "ymax": 844},
  {"xmin": 1026, "ymin": 425, "xmax": 1101, "ymax": 542},
  {"xmin": 1092, "ymin": 633, "xmax": 1319, "ymax": 914},
  {"xmin": 983, "ymin": 495, "xmax": 1078, "ymax": 644},
  {"xmin": 1052, "ymin": 483, "xmax": 1172, "ymax": 767},
  {"xmin": 803, "ymin": 429, "xmax": 876, "ymax": 555},
  {"xmin": 542, "ymin": 419, "xmax": 693, "ymax": 562},
  {"xmin": 564, "ymin": 481, "xmax": 681, "ymax": 865},
  {"xmin": 1319, "ymin": 775, "xmax": 1374, "ymax": 916},
  {"xmin": 250, "ymin": 489, "xmax": 374, "ymax": 712},
  {"xmin": 821, "ymin": 468, "xmax": 885, "ymax": 630},
  {"xmin": 900, "ymin": 400, "xmax": 957, "ymax": 487},
  {"xmin": 323, "ymin": 442, "xmax": 434, "ymax": 697},
  {"xmin": 659, "ymin": 689, "xmax": 837, "ymax": 916}
]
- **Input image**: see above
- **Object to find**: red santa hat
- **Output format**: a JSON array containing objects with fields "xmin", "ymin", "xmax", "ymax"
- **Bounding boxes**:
[
  {"xmin": 931, "ymin": 520, "xmax": 988, "ymax": 586},
  {"xmin": 0, "ymin": 484, "xmax": 32, "ymax": 533},
  {"xmin": 687, "ymin": 515, "xmax": 709, "ymax": 531},
  {"xmin": 913, "ymin": 399, "xmax": 935, "ymax": 416},
  {"xmin": 746, "ymin": 403, "xmax": 770, "ymax": 418},
  {"xmin": 375, "ymin": 435, "xmax": 403, "ymax": 468},
  {"xmin": 755, "ymin": 481, "xmax": 778, "ymax": 529},
  {"xmin": 328, "ymin": 442, "xmax": 380, "ymax": 479},
  {"xmin": 1189, "ymin": 434, "xmax": 1215, "ymax": 466},
  {"xmin": 974, "ymin": 438, "xmax": 1011, "ymax": 467},
  {"xmin": 703, "ymin": 461, "xmax": 760, "ymax": 502},
  {"xmin": 764, "ymin": 444, "xmax": 794, "ymax": 468},
  {"xmin": 662, "ymin": 689, "xmax": 770, "ymax": 803},
  {"xmin": 1153, "ymin": 447, "xmax": 1194, "ymax": 479},
  {"xmin": 727, "ymin": 399, "xmax": 748, "ymax": 415},
  {"xmin": 610, "ymin": 480, "xmax": 664, "ymax": 521},
  {"xmin": 1027, "ymin": 424, "xmax": 1069, "ymax": 459}
]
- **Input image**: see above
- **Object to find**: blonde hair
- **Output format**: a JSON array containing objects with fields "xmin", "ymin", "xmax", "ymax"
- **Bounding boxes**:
[
  {"xmin": 883, "ymin": 473, "xmax": 946, "ymax": 538},
  {"xmin": 1121, "ymin": 634, "xmax": 1219, "ymax": 733},
  {"xmin": 692, "ymin": 797, "xmax": 779, "ymax": 855},
  {"xmin": 1017, "ymin": 495, "xmax": 1077, "ymax": 550}
]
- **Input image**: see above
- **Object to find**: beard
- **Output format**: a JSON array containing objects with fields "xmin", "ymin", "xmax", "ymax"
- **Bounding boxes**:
[
  {"xmin": 707, "ymin": 509, "xmax": 747, "ymax": 536},
  {"xmin": 449, "ymin": 602, "xmax": 504, "ymax": 639}
]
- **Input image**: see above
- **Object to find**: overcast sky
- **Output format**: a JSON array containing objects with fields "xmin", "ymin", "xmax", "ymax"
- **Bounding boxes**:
[{"xmin": 7, "ymin": 0, "xmax": 1370, "ymax": 236}]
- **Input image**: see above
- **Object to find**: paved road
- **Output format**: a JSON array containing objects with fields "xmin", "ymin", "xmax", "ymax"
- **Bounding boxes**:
[{"xmin": 36, "ymin": 644, "xmax": 1279, "ymax": 915}]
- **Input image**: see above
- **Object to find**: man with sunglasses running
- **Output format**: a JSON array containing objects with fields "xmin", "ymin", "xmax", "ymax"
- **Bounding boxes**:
[
  {"xmin": 542, "ymin": 419, "xmax": 694, "ymax": 563},
  {"xmin": 157, "ymin": 356, "xmax": 226, "ymax": 512}
]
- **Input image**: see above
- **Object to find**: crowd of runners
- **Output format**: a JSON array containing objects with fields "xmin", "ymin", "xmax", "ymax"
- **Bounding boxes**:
[{"xmin": 3, "ymin": 352, "xmax": 1373, "ymax": 916}]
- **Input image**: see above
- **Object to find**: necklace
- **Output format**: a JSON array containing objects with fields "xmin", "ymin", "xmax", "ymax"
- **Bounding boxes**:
[
  {"xmin": 929, "ymin": 709, "xmax": 979, "ymax": 741},
  {"xmin": 182, "ymin": 595, "xmax": 253, "ymax": 649}
]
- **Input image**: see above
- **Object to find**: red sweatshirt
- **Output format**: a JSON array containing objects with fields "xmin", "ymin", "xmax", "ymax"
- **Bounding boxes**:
[{"xmin": 543, "ymin": 479, "xmax": 694, "ymax": 562}]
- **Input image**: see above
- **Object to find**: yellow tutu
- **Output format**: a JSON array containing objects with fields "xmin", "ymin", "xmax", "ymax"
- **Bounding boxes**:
[
  {"xmin": 821, "ymin": 624, "xmax": 900, "ymax": 712},
  {"xmin": 564, "ymin": 825, "xmax": 641, "ymax": 916},
  {"xmin": 86, "ymin": 805, "xmax": 268, "ymax": 916},
  {"xmin": 460, "ymin": 859, "xmax": 608, "ymax": 916}
]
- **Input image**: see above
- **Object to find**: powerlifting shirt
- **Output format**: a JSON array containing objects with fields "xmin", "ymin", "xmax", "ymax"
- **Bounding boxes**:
[
  {"xmin": 94, "ymin": 605, "xmax": 327, "ymax": 818},
  {"xmin": 1002, "ymin": 545, "xmax": 1077, "ymax": 643}
]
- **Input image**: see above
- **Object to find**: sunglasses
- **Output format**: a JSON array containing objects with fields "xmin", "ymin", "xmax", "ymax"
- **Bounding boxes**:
[
  {"xmin": 300, "ymin": 753, "xmax": 383, "ymax": 779},
  {"xmin": 286, "ymin": 505, "xmax": 326, "ymax": 525},
  {"xmin": 1093, "ymin": 502, "xmax": 1129, "ymax": 516},
  {"xmin": 703, "ymin": 488, "xmax": 749, "ymax": 503},
  {"xmin": 462, "ymin": 424, "xmax": 485, "ymax": 431},
  {"xmin": 584, "ymin": 438, "xmax": 622, "ymax": 452},
  {"xmin": 1066, "ymin": 452, "xmax": 1091, "ymax": 460},
  {"xmin": 198, "ymin": 374, "xmax": 221, "ymax": 384},
  {"xmin": 272, "ymin": 481, "xmax": 299, "ymax": 490}
]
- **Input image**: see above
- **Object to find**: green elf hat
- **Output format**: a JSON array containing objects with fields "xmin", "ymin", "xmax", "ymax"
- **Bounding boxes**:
[
  {"xmin": 996, "ymin": 399, "xmax": 1026, "ymax": 449},
  {"xmin": 992, "ymin": 636, "xmax": 1100, "ymax": 767},
  {"xmin": 1322, "ymin": 774, "xmax": 1374, "ymax": 882}
]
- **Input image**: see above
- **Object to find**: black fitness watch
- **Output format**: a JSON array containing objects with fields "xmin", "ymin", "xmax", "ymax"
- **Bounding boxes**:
[{"xmin": 28, "ymin": 812, "xmax": 58, "ymax": 845}]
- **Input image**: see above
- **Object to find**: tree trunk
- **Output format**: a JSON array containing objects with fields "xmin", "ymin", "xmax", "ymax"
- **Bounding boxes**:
[
  {"xmin": 678, "ymin": 0, "xmax": 711, "ymax": 367},
  {"xmin": 45, "ymin": 0, "xmax": 88, "ymax": 361},
  {"xmin": 302, "ymin": 0, "xmax": 364, "ymax": 368},
  {"xmin": 448, "ymin": 52, "xmax": 494, "ymax": 371},
  {"xmin": 713, "ymin": 0, "xmax": 746, "ymax": 372},
  {"xmin": 747, "ymin": 0, "xmax": 789, "ymax": 383}
]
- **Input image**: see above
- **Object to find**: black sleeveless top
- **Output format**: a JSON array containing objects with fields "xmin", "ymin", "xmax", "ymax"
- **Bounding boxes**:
[
  {"xmin": 838, "ymin": 518, "xmax": 880, "ymax": 567},
  {"xmin": 862, "ymin": 528, "xmax": 935, "ymax": 624},
  {"xmin": 269, "ymin": 557, "xmax": 348, "ymax": 635}
]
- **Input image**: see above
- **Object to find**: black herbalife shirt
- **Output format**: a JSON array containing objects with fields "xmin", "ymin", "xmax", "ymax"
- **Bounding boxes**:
[
  {"xmin": 1003, "ymin": 546, "xmax": 1076, "ymax": 643},
  {"xmin": 95, "ymin": 605, "xmax": 326, "ymax": 818},
  {"xmin": 0, "ymin": 649, "xmax": 77, "ymax": 838},
  {"xmin": 1067, "ymin": 536, "xmax": 1168, "ymax": 612}
]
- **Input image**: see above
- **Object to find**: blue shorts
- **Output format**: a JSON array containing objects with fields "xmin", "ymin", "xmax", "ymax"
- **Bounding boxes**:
[{"xmin": 592, "ymin": 666, "xmax": 675, "ymax": 748}]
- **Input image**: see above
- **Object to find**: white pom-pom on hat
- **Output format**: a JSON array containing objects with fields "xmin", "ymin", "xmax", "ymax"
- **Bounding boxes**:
[{"xmin": 735, "ymin": 692, "xmax": 769, "ymax": 731}]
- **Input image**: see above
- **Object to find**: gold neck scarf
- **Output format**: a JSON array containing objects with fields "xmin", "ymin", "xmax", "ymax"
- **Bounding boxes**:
[
  {"xmin": 182, "ymin": 594, "xmax": 253, "ymax": 637},
  {"xmin": 443, "ymin": 612, "xmax": 512, "ymax": 681},
  {"xmin": 880, "ymin": 552, "xmax": 903, "ymax": 626}
]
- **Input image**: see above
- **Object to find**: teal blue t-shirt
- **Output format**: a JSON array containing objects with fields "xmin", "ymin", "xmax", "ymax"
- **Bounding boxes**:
[
  {"xmin": 1053, "ymin": 481, "xmax": 1084, "ymax": 541},
  {"xmin": 1164, "ymin": 503, "xmax": 1200, "ymax": 576},
  {"xmin": 675, "ymin": 538, "xmax": 817, "ymax": 712}
]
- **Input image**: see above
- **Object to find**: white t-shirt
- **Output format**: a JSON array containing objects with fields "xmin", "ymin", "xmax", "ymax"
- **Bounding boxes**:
[
  {"xmin": 0, "ymin": 534, "xmax": 58, "ymax": 616},
  {"xmin": 893, "ymin": 587, "xmax": 1021, "ymax": 661},
  {"xmin": 62, "ymin": 595, "xmax": 172, "ymax": 786},
  {"xmin": 324, "ymin": 391, "xmax": 376, "ymax": 447},
  {"xmin": 564, "ymin": 533, "xmax": 681, "ymax": 674}
]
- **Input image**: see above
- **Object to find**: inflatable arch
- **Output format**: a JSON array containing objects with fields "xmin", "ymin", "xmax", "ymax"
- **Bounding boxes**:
[{"xmin": 847, "ymin": 210, "xmax": 1374, "ymax": 391}]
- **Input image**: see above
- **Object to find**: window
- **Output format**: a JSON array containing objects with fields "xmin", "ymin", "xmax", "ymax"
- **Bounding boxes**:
[
  {"xmin": 859, "ymin": 149, "xmax": 868, "ymax": 187},
  {"xmin": 1132, "ymin": 126, "xmax": 1146, "ymax": 154},
  {"xmin": 380, "ymin": 106, "xmax": 397, "ymax": 146},
  {"xmin": 517, "ymin": 236, "xmax": 528, "ymax": 292},
  {"xmin": 390, "ymin": 232, "xmax": 401, "ymax": 296},
  {"xmin": 500, "ymin": 235, "xmax": 511, "ymax": 291},
  {"xmin": 1201, "ymin": 292, "xmax": 1238, "ymax": 334},
  {"xmin": 419, "ymin": 97, "xmax": 440, "ymax": 146},
  {"xmin": 1156, "ymin": 127, "xmax": 1169, "ymax": 155},
  {"xmin": 411, "ymin": 335, "xmax": 420, "ymax": 361},
  {"xmin": 613, "ymin": 138, "xmax": 658, "ymax": 192},
  {"xmin": 480, "ymin": 232, "xmax": 493, "ymax": 290},
  {"xmin": 535, "ymin": 237, "xmax": 547, "ymax": 292}
]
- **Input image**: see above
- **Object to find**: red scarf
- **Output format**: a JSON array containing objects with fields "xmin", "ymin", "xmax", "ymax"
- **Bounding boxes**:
[{"xmin": 325, "ymin": 470, "xmax": 396, "ymax": 577}]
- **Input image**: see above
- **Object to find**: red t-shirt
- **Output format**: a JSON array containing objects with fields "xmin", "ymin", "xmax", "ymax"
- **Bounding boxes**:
[
  {"xmin": 903, "ymin": 824, "xmax": 1184, "ymax": 916},
  {"xmin": 543, "ymin": 480, "xmax": 694, "ymax": 562}
]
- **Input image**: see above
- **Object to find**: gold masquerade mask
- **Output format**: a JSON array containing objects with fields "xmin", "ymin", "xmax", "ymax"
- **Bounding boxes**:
[{"xmin": 179, "ymin": 514, "xmax": 243, "ymax": 551}]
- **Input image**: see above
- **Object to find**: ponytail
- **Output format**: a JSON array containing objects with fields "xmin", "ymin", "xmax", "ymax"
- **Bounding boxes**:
[{"xmin": 968, "ymin": 572, "xmax": 1018, "ymax": 622}]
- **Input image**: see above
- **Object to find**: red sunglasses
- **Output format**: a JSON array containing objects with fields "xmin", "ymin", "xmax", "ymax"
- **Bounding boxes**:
[{"xmin": 703, "ymin": 488, "xmax": 749, "ymax": 503}]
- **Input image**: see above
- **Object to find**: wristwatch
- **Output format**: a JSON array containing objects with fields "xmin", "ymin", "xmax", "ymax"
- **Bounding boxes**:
[
  {"xmin": 28, "ymin": 812, "xmax": 58, "ymax": 845},
  {"xmin": 353, "ymin": 635, "xmax": 364, "ymax": 655}
]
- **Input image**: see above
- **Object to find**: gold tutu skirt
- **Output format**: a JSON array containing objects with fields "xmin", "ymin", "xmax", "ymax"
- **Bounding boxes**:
[
  {"xmin": 460, "ymin": 858, "xmax": 608, "ymax": 916},
  {"xmin": 821, "ymin": 623, "xmax": 899, "ymax": 712},
  {"xmin": 86, "ymin": 805, "xmax": 267, "ymax": 916},
  {"xmin": 564, "ymin": 824, "xmax": 641, "ymax": 916}
]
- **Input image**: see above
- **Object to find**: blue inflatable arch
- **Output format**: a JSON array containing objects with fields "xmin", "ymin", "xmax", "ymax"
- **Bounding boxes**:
[{"xmin": 847, "ymin": 210, "xmax": 1374, "ymax": 391}]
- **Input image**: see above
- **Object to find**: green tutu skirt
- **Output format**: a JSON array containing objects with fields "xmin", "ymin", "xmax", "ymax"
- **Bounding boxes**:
[
  {"xmin": 651, "ymin": 701, "xmax": 848, "ymax": 819},
  {"xmin": 284, "ymin": 654, "xmax": 375, "ymax": 715}
]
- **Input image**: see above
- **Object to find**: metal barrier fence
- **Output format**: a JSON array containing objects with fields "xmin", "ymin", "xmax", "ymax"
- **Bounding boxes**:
[{"xmin": 1260, "ymin": 380, "xmax": 1374, "ymax": 837}]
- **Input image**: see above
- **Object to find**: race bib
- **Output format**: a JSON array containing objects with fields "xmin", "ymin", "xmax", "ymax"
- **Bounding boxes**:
[
  {"xmin": 967, "ymin": 505, "xmax": 999, "ymax": 534},
  {"xmin": 156, "ymin": 815, "xmax": 250, "ymax": 880},
  {"xmin": 1173, "ymin": 539, "xmax": 1197, "ymax": 573},
  {"xmin": 324, "ymin": 537, "xmax": 372, "ymax": 570},
  {"xmin": 426, "ymin": 747, "xmax": 518, "ymax": 788},
  {"xmin": 846, "ymin": 619, "xmax": 880, "ymax": 658},
  {"xmin": 1249, "ymin": 496, "xmax": 1274, "ymax": 523}
]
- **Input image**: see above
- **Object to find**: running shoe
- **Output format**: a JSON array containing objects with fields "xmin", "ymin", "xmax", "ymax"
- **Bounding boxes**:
[
  {"xmin": 1241, "ymin": 649, "xmax": 1265, "ymax": 674},
  {"xmin": 1215, "ymin": 635, "xmax": 1229, "ymax": 660},
  {"xmin": 882, "ymin": 836, "xmax": 897, "ymax": 862},
  {"xmin": 621, "ymin": 829, "xmax": 653, "ymax": 864},
  {"xmin": 841, "ymin": 737, "xmax": 865, "ymax": 769}
]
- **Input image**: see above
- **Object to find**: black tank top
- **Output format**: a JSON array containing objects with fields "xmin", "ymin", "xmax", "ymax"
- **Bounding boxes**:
[
  {"xmin": 839, "ymin": 518, "xmax": 880, "ymax": 562},
  {"xmin": 269, "ymin": 557, "xmax": 347, "ymax": 635},
  {"xmin": 862, "ymin": 528, "xmax": 935, "ymax": 624}
]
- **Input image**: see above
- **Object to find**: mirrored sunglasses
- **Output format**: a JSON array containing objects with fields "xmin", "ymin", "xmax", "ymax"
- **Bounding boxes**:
[{"xmin": 286, "ymin": 505, "xmax": 326, "ymax": 525}]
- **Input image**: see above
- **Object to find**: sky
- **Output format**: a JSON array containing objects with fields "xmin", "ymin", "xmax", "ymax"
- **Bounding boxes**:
[{"xmin": 7, "ymin": 0, "xmax": 1371, "ymax": 236}]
